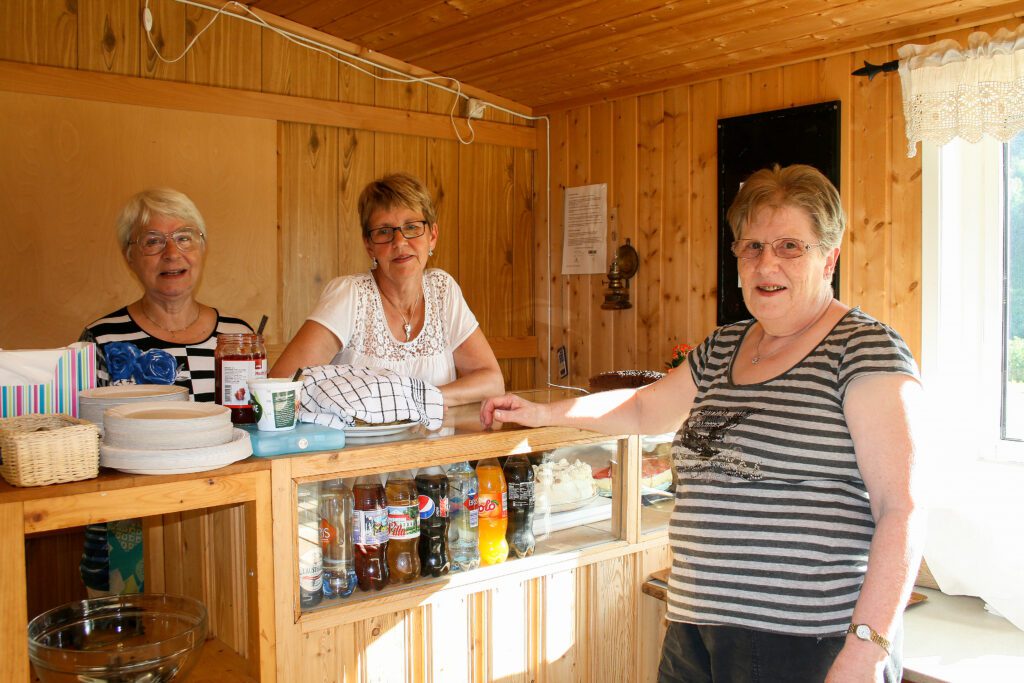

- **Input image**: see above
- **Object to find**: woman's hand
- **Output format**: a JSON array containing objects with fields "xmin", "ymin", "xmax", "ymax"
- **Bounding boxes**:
[{"xmin": 480, "ymin": 393, "xmax": 549, "ymax": 429}]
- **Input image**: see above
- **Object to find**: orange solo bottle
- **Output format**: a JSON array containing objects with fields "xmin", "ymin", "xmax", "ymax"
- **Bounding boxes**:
[{"xmin": 476, "ymin": 458, "xmax": 508, "ymax": 565}]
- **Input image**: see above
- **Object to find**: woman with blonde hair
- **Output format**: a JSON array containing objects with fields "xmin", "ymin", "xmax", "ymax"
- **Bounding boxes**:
[{"xmin": 272, "ymin": 172, "xmax": 504, "ymax": 407}]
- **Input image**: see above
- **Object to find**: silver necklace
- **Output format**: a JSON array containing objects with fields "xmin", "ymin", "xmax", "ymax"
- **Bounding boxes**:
[
  {"xmin": 379, "ymin": 289, "xmax": 421, "ymax": 342},
  {"xmin": 751, "ymin": 299, "xmax": 832, "ymax": 365},
  {"xmin": 139, "ymin": 300, "xmax": 201, "ymax": 334}
]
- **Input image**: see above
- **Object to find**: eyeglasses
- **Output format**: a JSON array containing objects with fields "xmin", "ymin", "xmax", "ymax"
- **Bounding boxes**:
[
  {"xmin": 131, "ymin": 227, "xmax": 205, "ymax": 256},
  {"xmin": 731, "ymin": 237, "xmax": 821, "ymax": 259},
  {"xmin": 367, "ymin": 220, "xmax": 429, "ymax": 244}
]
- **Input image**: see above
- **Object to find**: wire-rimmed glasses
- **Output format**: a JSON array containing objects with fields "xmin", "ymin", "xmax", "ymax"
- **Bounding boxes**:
[
  {"xmin": 367, "ymin": 220, "xmax": 429, "ymax": 244},
  {"xmin": 731, "ymin": 237, "xmax": 822, "ymax": 259},
  {"xmin": 130, "ymin": 228, "xmax": 205, "ymax": 255}
]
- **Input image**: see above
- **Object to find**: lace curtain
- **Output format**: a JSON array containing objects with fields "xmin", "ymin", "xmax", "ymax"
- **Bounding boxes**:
[{"xmin": 898, "ymin": 25, "xmax": 1024, "ymax": 157}]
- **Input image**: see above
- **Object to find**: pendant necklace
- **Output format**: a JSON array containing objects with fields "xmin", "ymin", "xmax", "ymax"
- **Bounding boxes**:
[
  {"xmin": 139, "ymin": 300, "xmax": 201, "ymax": 335},
  {"xmin": 751, "ymin": 298, "xmax": 832, "ymax": 365},
  {"xmin": 379, "ymin": 289, "xmax": 421, "ymax": 342}
]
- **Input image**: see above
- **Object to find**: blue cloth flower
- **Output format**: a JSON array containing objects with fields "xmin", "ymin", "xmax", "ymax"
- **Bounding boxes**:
[
  {"xmin": 133, "ymin": 349, "xmax": 179, "ymax": 385},
  {"xmin": 105, "ymin": 342, "xmax": 142, "ymax": 382}
]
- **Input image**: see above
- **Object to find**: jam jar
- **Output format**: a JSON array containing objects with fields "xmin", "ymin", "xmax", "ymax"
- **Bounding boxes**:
[{"xmin": 214, "ymin": 333, "xmax": 267, "ymax": 424}]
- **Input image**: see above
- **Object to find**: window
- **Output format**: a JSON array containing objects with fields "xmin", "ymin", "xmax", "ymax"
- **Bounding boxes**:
[{"xmin": 922, "ymin": 134, "xmax": 1024, "ymax": 463}]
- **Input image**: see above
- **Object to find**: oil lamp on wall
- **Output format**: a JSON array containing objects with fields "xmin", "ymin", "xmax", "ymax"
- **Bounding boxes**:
[{"xmin": 601, "ymin": 239, "xmax": 640, "ymax": 310}]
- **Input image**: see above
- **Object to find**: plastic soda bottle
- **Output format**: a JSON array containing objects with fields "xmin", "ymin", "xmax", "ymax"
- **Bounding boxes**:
[
  {"xmin": 319, "ymin": 478, "xmax": 357, "ymax": 599},
  {"xmin": 386, "ymin": 470, "xmax": 421, "ymax": 584},
  {"xmin": 416, "ymin": 466, "xmax": 450, "ymax": 577},
  {"xmin": 503, "ymin": 455, "xmax": 536, "ymax": 558},
  {"xmin": 297, "ymin": 483, "xmax": 323, "ymax": 608},
  {"xmin": 447, "ymin": 461, "xmax": 480, "ymax": 571},
  {"xmin": 476, "ymin": 458, "xmax": 508, "ymax": 565},
  {"xmin": 352, "ymin": 474, "xmax": 389, "ymax": 592}
]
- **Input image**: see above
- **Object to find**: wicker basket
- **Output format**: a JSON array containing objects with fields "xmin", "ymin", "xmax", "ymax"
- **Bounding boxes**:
[{"xmin": 0, "ymin": 414, "xmax": 100, "ymax": 487}]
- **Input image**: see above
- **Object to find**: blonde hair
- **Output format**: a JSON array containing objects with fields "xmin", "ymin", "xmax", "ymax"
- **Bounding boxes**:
[
  {"xmin": 358, "ymin": 173, "xmax": 437, "ymax": 236},
  {"xmin": 116, "ymin": 188, "xmax": 206, "ymax": 254},
  {"xmin": 726, "ymin": 164, "xmax": 845, "ymax": 250}
]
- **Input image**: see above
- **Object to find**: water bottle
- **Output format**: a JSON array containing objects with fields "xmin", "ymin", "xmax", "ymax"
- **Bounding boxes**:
[
  {"xmin": 319, "ymin": 478, "xmax": 357, "ymax": 599},
  {"xmin": 297, "ymin": 483, "xmax": 323, "ymax": 608},
  {"xmin": 446, "ymin": 461, "xmax": 481, "ymax": 571}
]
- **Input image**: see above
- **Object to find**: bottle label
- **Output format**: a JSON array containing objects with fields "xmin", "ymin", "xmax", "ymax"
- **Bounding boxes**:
[
  {"xmin": 419, "ymin": 494, "xmax": 450, "ymax": 519},
  {"xmin": 319, "ymin": 519, "xmax": 338, "ymax": 547},
  {"xmin": 299, "ymin": 545, "xmax": 323, "ymax": 592},
  {"xmin": 388, "ymin": 504, "xmax": 420, "ymax": 539},
  {"xmin": 466, "ymin": 491, "xmax": 479, "ymax": 528},
  {"xmin": 478, "ymin": 491, "xmax": 507, "ymax": 519},
  {"xmin": 508, "ymin": 481, "xmax": 535, "ymax": 507},
  {"xmin": 353, "ymin": 507, "xmax": 388, "ymax": 545},
  {"xmin": 220, "ymin": 359, "xmax": 266, "ymax": 408}
]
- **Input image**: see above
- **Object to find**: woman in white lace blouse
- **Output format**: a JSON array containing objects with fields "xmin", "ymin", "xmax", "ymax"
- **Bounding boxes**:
[{"xmin": 271, "ymin": 173, "xmax": 504, "ymax": 407}]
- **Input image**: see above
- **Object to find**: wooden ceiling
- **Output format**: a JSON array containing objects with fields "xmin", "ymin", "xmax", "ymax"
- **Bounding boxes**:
[{"xmin": 247, "ymin": 0, "xmax": 1024, "ymax": 112}]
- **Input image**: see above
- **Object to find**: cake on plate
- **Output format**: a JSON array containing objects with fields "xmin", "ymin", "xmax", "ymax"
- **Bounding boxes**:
[{"xmin": 533, "ymin": 458, "xmax": 596, "ymax": 511}]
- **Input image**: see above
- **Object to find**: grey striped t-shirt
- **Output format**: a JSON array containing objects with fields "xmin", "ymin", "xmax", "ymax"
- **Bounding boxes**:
[{"xmin": 667, "ymin": 307, "xmax": 918, "ymax": 637}]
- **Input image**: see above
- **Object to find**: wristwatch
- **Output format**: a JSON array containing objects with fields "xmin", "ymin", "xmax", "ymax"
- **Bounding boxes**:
[{"xmin": 846, "ymin": 623, "xmax": 891, "ymax": 655}]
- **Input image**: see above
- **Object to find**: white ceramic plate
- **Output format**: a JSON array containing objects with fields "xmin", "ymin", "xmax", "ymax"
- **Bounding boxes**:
[
  {"xmin": 80, "ymin": 385, "xmax": 188, "ymax": 401},
  {"xmin": 544, "ymin": 494, "xmax": 600, "ymax": 514},
  {"xmin": 343, "ymin": 421, "xmax": 418, "ymax": 440},
  {"xmin": 100, "ymin": 428, "xmax": 252, "ymax": 474},
  {"xmin": 103, "ymin": 401, "xmax": 232, "ymax": 450}
]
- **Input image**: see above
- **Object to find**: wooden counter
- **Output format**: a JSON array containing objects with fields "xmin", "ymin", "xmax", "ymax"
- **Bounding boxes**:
[{"xmin": 3, "ymin": 395, "xmax": 672, "ymax": 682}]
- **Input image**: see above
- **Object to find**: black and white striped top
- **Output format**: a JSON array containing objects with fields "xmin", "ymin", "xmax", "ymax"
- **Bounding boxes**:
[
  {"xmin": 668, "ymin": 307, "xmax": 919, "ymax": 637},
  {"xmin": 79, "ymin": 306, "xmax": 252, "ymax": 403}
]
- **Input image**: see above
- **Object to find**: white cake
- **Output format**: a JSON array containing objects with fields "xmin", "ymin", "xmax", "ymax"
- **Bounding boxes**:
[{"xmin": 533, "ymin": 458, "xmax": 595, "ymax": 510}]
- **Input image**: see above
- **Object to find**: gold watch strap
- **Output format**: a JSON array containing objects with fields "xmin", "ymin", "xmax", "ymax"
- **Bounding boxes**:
[{"xmin": 846, "ymin": 623, "xmax": 892, "ymax": 655}]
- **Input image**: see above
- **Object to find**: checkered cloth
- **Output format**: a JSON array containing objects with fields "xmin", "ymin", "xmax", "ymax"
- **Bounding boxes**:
[{"xmin": 297, "ymin": 365, "xmax": 444, "ymax": 431}]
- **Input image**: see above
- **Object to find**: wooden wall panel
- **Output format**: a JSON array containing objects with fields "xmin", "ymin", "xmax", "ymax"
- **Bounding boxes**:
[
  {"xmin": 142, "ymin": 0, "xmax": 187, "ymax": 82},
  {"xmin": 337, "ymin": 127, "xmax": 376, "ymax": 280},
  {"xmin": 662, "ymin": 86, "xmax": 691, "ymax": 356},
  {"xmin": 280, "ymin": 122, "xmax": 339, "ymax": 341},
  {"xmin": 611, "ymin": 99, "xmax": 639, "ymax": 372},
  {"xmin": 0, "ymin": 0, "xmax": 76, "ymax": 68},
  {"xmin": 637, "ymin": 93, "xmax": 665, "ymax": 371},
  {"xmin": 184, "ymin": 3, "xmax": 262, "ymax": 91},
  {"xmin": 78, "ymin": 0, "xmax": 141, "ymax": 76},
  {"xmin": 566, "ymin": 107, "xmax": 591, "ymax": 388},
  {"xmin": 0, "ymin": 91, "xmax": 277, "ymax": 349}
]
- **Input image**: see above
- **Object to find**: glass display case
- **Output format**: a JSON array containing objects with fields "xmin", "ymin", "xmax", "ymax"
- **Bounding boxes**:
[
  {"xmin": 294, "ymin": 436, "xmax": 625, "ymax": 613},
  {"xmin": 640, "ymin": 432, "xmax": 675, "ymax": 536}
]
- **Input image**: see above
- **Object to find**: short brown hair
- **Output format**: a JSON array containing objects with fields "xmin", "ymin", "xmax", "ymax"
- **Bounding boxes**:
[
  {"xmin": 358, "ymin": 173, "xmax": 437, "ymax": 236},
  {"xmin": 726, "ymin": 164, "xmax": 845, "ymax": 250}
]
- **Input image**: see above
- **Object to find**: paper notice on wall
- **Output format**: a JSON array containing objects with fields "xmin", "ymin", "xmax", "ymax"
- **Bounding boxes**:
[{"xmin": 562, "ymin": 183, "xmax": 607, "ymax": 275}]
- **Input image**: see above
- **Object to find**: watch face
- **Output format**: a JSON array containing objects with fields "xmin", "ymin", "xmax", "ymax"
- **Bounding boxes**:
[{"xmin": 856, "ymin": 624, "xmax": 871, "ymax": 639}]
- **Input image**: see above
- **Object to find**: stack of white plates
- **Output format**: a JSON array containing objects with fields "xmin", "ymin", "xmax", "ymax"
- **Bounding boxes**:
[
  {"xmin": 99, "ymin": 402, "xmax": 251, "ymax": 475},
  {"xmin": 79, "ymin": 385, "xmax": 188, "ymax": 435}
]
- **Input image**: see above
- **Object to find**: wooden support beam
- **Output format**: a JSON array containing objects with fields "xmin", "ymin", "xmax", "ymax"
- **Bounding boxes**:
[{"xmin": 0, "ymin": 60, "xmax": 537, "ymax": 150}]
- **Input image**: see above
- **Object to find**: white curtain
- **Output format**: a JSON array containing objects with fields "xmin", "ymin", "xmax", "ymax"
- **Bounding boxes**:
[{"xmin": 899, "ymin": 25, "xmax": 1024, "ymax": 157}]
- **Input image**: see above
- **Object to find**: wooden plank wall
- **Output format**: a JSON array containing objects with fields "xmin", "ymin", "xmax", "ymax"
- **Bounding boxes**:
[
  {"xmin": 0, "ymin": 0, "xmax": 536, "ymax": 390},
  {"xmin": 537, "ymin": 16, "xmax": 1023, "ymax": 388}
]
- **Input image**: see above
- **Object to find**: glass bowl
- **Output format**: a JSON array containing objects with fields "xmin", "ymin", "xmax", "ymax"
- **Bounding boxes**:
[{"xmin": 27, "ymin": 593, "xmax": 208, "ymax": 683}]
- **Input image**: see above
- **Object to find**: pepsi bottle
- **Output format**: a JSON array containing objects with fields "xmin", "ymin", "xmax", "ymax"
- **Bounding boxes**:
[{"xmin": 416, "ymin": 466, "xmax": 450, "ymax": 577}]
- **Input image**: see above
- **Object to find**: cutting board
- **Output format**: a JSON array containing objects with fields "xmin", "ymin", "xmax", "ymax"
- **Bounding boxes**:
[{"xmin": 239, "ymin": 422, "xmax": 345, "ymax": 457}]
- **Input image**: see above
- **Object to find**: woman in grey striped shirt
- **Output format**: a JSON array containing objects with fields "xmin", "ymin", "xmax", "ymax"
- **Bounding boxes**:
[{"xmin": 482, "ymin": 164, "xmax": 922, "ymax": 683}]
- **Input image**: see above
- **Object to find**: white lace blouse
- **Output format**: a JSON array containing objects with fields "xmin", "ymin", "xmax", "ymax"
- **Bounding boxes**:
[{"xmin": 307, "ymin": 269, "xmax": 480, "ymax": 388}]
